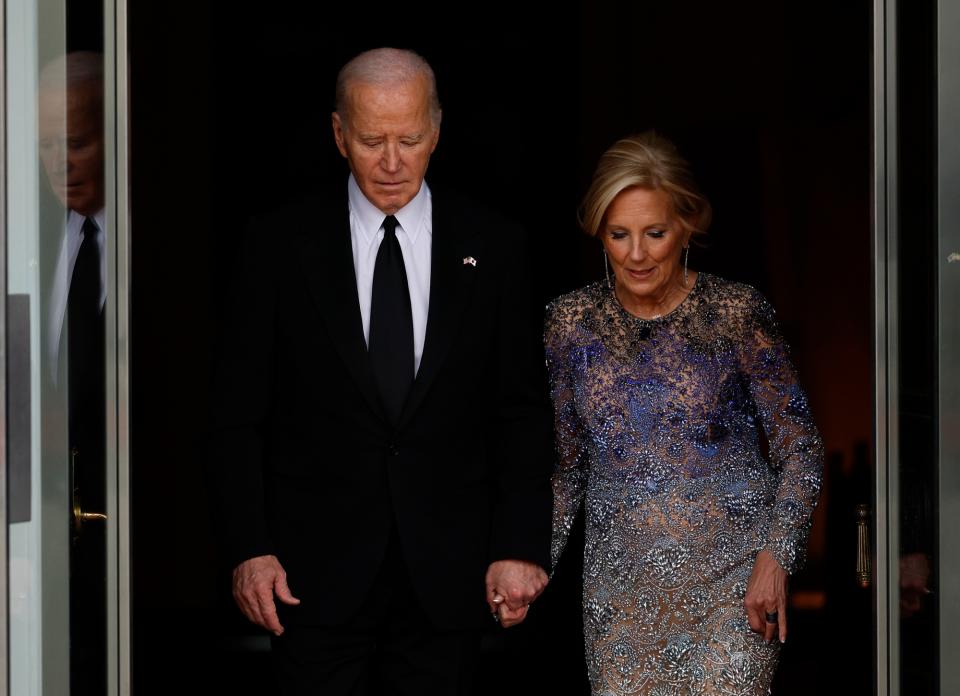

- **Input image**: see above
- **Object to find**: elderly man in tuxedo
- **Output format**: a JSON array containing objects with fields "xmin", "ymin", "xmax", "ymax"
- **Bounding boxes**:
[{"xmin": 208, "ymin": 47, "xmax": 553, "ymax": 695}]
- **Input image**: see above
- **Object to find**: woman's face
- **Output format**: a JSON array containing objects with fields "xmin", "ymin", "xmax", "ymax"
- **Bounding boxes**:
[{"xmin": 601, "ymin": 187, "xmax": 690, "ymax": 311}]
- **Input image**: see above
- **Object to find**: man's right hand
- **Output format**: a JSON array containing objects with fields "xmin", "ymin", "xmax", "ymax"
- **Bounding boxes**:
[{"xmin": 232, "ymin": 554, "xmax": 300, "ymax": 636}]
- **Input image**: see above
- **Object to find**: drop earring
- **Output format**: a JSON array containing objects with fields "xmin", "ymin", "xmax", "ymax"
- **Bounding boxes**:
[
  {"xmin": 603, "ymin": 248, "xmax": 613, "ymax": 291},
  {"xmin": 683, "ymin": 245, "xmax": 690, "ymax": 287}
]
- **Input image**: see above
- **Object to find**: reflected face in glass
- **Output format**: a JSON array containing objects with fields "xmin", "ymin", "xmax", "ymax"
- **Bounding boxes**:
[
  {"xmin": 601, "ymin": 187, "xmax": 690, "ymax": 314},
  {"xmin": 332, "ymin": 76, "xmax": 439, "ymax": 215},
  {"xmin": 38, "ymin": 84, "xmax": 105, "ymax": 216}
]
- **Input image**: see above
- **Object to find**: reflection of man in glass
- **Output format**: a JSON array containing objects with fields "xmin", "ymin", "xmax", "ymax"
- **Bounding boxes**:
[
  {"xmin": 38, "ymin": 51, "xmax": 105, "ymax": 378},
  {"xmin": 37, "ymin": 50, "xmax": 107, "ymax": 696},
  {"xmin": 38, "ymin": 52, "xmax": 104, "ymax": 220}
]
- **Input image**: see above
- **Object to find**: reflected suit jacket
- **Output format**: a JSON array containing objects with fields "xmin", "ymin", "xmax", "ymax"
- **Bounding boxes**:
[{"xmin": 208, "ymin": 185, "xmax": 554, "ymax": 630}]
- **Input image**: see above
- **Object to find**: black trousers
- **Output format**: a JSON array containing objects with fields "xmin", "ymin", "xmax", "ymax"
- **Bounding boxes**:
[{"xmin": 272, "ymin": 529, "xmax": 481, "ymax": 696}]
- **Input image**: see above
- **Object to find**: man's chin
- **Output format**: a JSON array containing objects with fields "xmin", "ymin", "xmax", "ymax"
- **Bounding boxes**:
[
  {"xmin": 66, "ymin": 196, "xmax": 103, "ymax": 217},
  {"xmin": 372, "ymin": 192, "xmax": 411, "ymax": 215}
]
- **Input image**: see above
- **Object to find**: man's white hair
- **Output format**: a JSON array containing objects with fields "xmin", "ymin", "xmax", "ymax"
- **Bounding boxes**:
[
  {"xmin": 38, "ymin": 51, "xmax": 104, "ymax": 93},
  {"xmin": 335, "ymin": 47, "xmax": 441, "ymax": 129}
]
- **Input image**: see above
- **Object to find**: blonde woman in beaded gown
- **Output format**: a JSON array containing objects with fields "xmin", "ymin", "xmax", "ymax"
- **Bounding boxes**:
[{"xmin": 547, "ymin": 132, "xmax": 823, "ymax": 696}]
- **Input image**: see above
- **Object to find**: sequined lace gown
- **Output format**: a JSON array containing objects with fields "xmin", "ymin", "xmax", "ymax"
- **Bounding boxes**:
[{"xmin": 546, "ymin": 274, "xmax": 823, "ymax": 696}]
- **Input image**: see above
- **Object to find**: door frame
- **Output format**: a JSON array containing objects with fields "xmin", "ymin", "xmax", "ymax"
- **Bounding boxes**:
[
  {"xmin": 875, "ymin": 0, "xmax": 960, "ymax": 693},
  {"xmin": 0, "ymin": 0, "xmax": 130, "ymax": 693},
  {"xmin": 108, "ymin": 0, "xmax": 133, "ymax": 692},
  {"xmin": 0, "ymin": 0, "xmax": 9, "ymax": 690},
  {"xmin": 937, "ymin": 0, "xmax": 960, "ymax": 691},
  {"xmin": 874, "ymin": 0, "xmax": 896, "ymax": 694}
]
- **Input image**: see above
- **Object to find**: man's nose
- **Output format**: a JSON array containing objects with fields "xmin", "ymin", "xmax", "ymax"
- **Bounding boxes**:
[
  {"xmin": 381, "ymin": 142, "xmax": 402, "ymax": 173},
  {"xmin": 65, "ymin": 148, "xmax": 80, "ymax": 173}
]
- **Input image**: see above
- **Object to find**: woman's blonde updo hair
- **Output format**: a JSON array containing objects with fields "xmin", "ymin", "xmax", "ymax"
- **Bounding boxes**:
[{"xmin": 579, "ymin": 131, "xmax": 712, "ymax": 239}]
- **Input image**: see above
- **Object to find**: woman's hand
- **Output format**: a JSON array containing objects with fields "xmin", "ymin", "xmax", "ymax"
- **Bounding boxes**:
[{"xmin": 744, "ymin": 549, "xmax": 788, "ymax": 643}]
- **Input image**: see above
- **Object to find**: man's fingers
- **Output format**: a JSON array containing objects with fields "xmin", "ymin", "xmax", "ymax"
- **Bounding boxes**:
[
  {"xmin": 275, "ymin": 573, "xmax": 301, "ymax": 606},
  {"xmin": 498, "ymin": 604, "xmax": 529, "ymax": 628},
  {"xmin": 486, "ymin": 588, "xmax": 504, "ymax": 613},
  {"xmin": 485, "ymin": 560, "xmax": 549, "ymax": 607},
  {"xmin": 257, "ymin": 588, "xmax": 284, "ymax": 635},
  {"xmin": 502, "ymin": 587, "xmax": 538, "ymax": 610},
  {"xmin": 503, "ymin": 593, "xmax": 526, "ymax": 611},
  {"xmin": 231, "ymin": 555, "xmax": 297, "ymax": 633},
  {"xmin": 242, "ymin": 589, "xmax": 266, "ymax": 628}
]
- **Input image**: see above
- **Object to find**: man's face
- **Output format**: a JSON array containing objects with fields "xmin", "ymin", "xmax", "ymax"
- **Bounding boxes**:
[
  {"xmin": 38, "ymin": 85, "xmax": 105, "ymax": 217},
  {"xmin": 332, "ymin": 76, "xmax": 439, "ymax": 215}
]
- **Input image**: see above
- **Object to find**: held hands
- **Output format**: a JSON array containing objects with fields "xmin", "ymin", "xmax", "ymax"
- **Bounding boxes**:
[
  {"xmin": 744, "ymin": 549, "xmax": 788, "ymax": 644},
  {"xmin": 232, "ymin": 554, "xmax": 300, "ymax": 636},
  {"xmin": 485, "ymin": 559, "xmax": 549, "ymax": 628}
]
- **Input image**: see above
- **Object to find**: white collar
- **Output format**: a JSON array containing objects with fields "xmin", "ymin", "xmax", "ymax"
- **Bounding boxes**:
[
  {"xmin": 68, "ymin": 207, "xmax": 106, "ymax": 236},
  {"xmin": 347, "ymin": 174, "xmax": 430, "ymax": 245}
]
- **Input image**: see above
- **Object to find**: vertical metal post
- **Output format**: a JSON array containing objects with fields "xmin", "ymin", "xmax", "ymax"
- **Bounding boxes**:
[
  {"xmin": 108, "ymin": 0, "xmax": 132, "ymax": 692},
  {"xmin": 0, "ymin": 0, "xmax": 9, "ymax": 690},
  {"xmin": 937, "ymin": 0, "xmax": 960, "ymax": 691},
  {"xmin": 104, "ymin": 0, "xmax": 120, "ymax": 691},
  {"xmin": 874, "ymin": 0, "xmax": 897, "ymax": 694}
]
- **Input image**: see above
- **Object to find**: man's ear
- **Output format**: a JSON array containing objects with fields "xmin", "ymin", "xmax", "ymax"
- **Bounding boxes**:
[{"xmin": 332, "ymin": 112, "xmax": 348, "ymax": 158}]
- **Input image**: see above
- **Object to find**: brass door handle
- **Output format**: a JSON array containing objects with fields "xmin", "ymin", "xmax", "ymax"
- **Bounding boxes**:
[
  {"xmin": 72, "ymin": 495, "xmax": 107, "ymax": 534},
  {"xmin": 856, "ymin": 503, "xmax": 871, "ymax": 588},
  {"xmin": 70, "ymin": 447, "xmax": 107, "ymax": 537}
]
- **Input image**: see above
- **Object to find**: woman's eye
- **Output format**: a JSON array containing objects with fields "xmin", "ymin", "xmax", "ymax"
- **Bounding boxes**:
[
  {"xmin": 609, "ymin": 231, "xmax": 628, "ymax": 240},
  {"xmin": 647, "ymin": 229, "xmax": 666, "ymax": 239}
]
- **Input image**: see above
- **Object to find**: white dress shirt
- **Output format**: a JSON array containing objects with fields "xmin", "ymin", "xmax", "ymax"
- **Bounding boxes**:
[
  {"xmin": 48, "ymin": 209, "xmax": 107, "ymax": 382},
  {"xmin": 348, "ymin": 175, "xmax": 432, "ymax": 374}
]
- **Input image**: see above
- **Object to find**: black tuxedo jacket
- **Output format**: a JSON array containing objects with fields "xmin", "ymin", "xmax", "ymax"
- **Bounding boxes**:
[{"xmin": 208, "ymin": 186, "xmax": 553, "ymax": 630}]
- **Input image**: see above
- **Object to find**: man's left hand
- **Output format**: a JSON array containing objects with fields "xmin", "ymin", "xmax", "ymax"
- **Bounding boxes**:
[{"xmin": 485, "ymin": 559, "xmax": 548, "ymax": 628}]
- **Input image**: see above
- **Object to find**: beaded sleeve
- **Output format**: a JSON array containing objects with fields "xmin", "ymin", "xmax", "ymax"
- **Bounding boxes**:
[
  {"xmin": 736, "ymin": 286, "xmax": 824, "ymax": 573},
  {"xmin": 544, "ymin": 298, "xmax": 591, "ymax": 570}
]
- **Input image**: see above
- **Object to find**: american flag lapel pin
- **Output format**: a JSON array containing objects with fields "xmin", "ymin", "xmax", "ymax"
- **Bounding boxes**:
[{"xmin": 463, "ymin": 256, "xmax": 477, "ymax": 267}]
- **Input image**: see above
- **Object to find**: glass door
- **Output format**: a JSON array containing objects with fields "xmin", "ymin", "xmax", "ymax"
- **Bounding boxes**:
[
  {"xmin": 935, "ymin": 2, "xmax": 960, "ymax": 692},
  {"xmin": 4, "ymin": 0, "xmax": 126, "ymax": 693},
  {"xmin": 877, "ymin": 0, "xmax": 960, "ymax": 692}
]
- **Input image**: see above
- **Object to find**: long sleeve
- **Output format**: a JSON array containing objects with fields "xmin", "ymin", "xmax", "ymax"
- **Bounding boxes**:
[
  {"xmin": 544, "ymin": 301, "xmax": 591, "ymax": 571},
  {"xmin": 738, "ymin": 289, "xmax": 824, "ymax": 574}
]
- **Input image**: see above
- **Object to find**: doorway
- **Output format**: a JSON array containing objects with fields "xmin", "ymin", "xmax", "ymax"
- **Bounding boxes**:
[
  {"xmin": 125, "ymin": 2, "xmax": 876, "ymax": 694},
  {"xmin": 5, "ymin": 0, "xmax": 957, "ymax": 694}
]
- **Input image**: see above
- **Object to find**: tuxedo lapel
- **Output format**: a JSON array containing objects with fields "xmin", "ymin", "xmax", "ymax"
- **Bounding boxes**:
[
  {"xmin": 398, "ymin": 194, "xmax": 480, "ymax": 428},
  {"xmin": 293, "ymin": 201, "xmax": 387, "ymax": 424}
]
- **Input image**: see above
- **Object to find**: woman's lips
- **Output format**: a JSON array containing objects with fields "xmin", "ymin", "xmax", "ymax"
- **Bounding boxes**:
[{"xmin": 626, "ymin": 267, "xmax": 655, "ymax": 280}]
